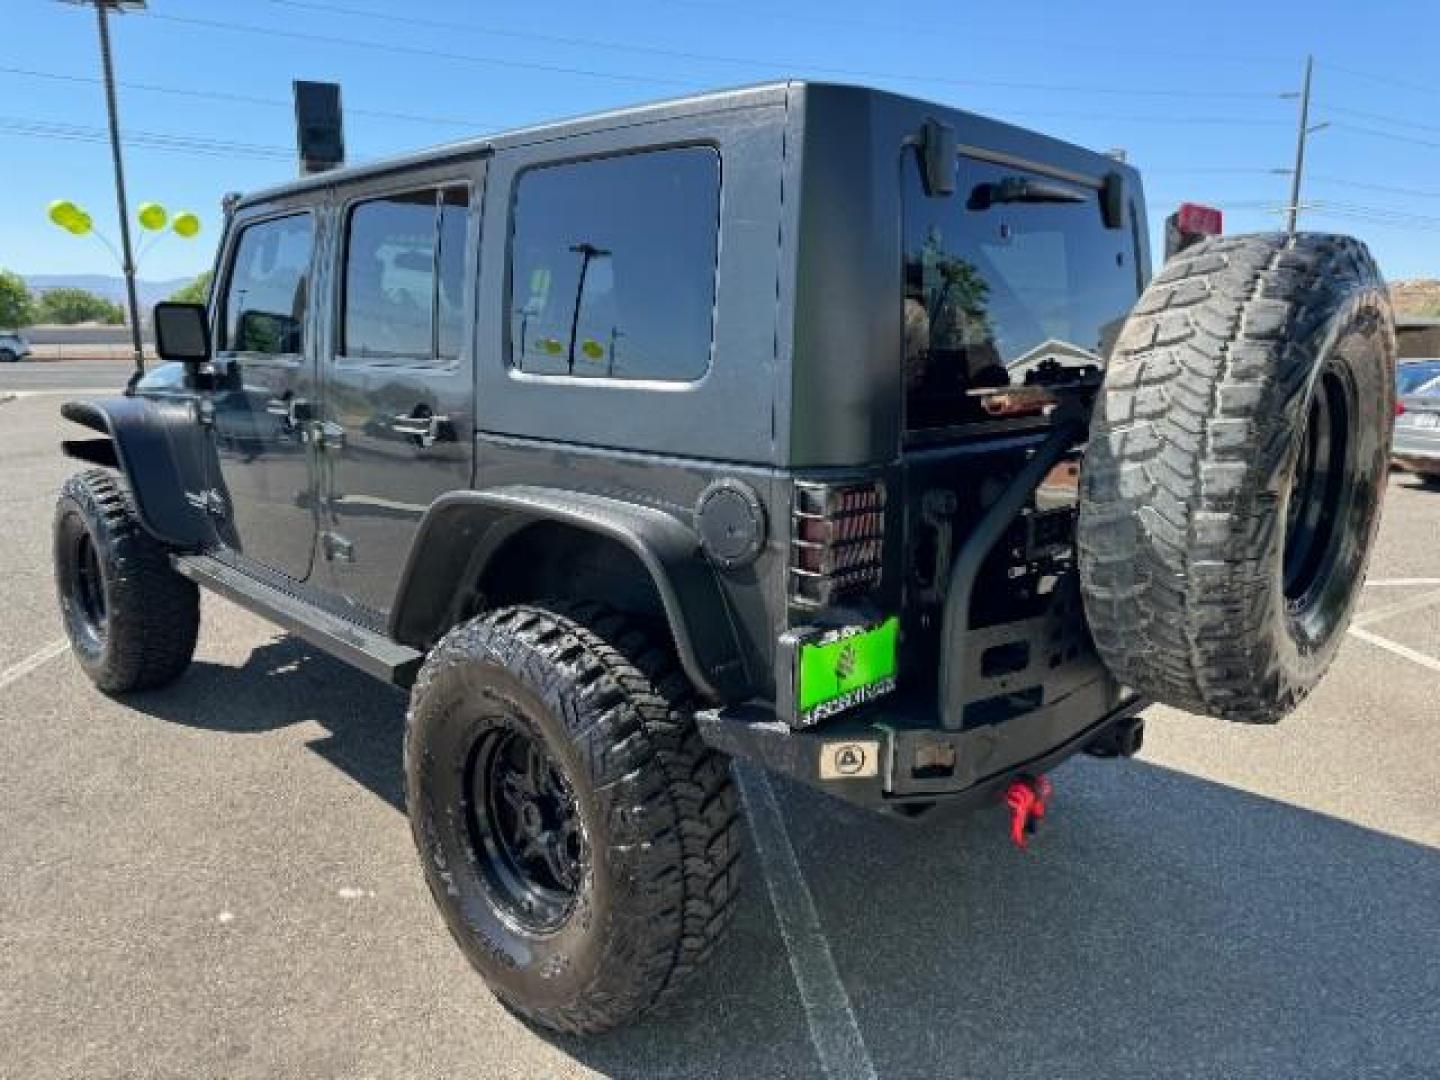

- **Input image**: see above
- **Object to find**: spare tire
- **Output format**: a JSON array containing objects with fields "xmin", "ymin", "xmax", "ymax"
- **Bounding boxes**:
[{"xmin": 1078, "ymin": 233, "xmax": 1396, "ymax": 723}]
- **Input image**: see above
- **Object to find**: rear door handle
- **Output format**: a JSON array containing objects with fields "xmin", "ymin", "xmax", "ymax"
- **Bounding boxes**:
[
  {"xmin": 265, "ymin": 397, "xmax": 311, "ymax": 425},
  {"xmin": 390, "ymin": 413, "xmax": 452, "ymax": 448}
]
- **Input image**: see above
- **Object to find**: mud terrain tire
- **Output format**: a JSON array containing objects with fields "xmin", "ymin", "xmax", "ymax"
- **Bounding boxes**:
[
  {"xmin": 404, "ymin": 602, "xmax": 742, "ymax": 1034},
  {"xmin": 53, "ymin": 469, "xmax": 200, "ymax": 692},
  {"xmin": 1079, "ymin": 233, "xmax": 1395, "ymax": 723}
]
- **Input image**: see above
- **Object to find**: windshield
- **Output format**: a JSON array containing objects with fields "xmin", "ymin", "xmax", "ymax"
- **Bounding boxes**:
[{"xmin": 902, "ymin": 153, "xmax": 1141, "ymax": 432}]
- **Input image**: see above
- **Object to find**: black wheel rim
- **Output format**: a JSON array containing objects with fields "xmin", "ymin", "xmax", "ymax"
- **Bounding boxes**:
[
  {"xmin": 1283, "ymin": 367, "xmax": 1355, "ymax": 613},
  {"xmin": 71, "ymin": 530, "xmax": 108, "ymax": 647},
  {"xmin": 464, "ymin": 722, "xmax": 584, "ymax": 933}
]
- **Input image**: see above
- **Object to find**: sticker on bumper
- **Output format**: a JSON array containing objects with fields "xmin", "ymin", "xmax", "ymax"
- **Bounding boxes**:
[{"xmin": 819, "ymin": 740, "xmax": 881, "ymax": 780}]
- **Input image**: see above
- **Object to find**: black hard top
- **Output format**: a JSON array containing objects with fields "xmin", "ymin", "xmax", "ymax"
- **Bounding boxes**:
[{"xmin": 235, "ymin": 80, "xmax": 1131, "ymax": 211}]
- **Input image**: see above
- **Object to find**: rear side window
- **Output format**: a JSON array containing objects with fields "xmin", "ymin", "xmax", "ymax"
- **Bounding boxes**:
[
  {"xmin": 342, "ymin": 186, "xmax": 469, "ymax": 363},
  {"xmin": 221, "ymin": 212, "xmax": 313, "ymax": 356},
  {"xmin": 509, "ymin": 147, "xmax": 720, "ymax": 382}
]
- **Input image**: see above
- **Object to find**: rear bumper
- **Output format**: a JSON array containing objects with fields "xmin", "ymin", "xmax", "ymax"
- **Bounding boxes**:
[
  {"xmin": 1392, "ymin": 424, "xmax": 1440, "ymax": 472},
  {"xmin": 697, "ymin": 686, "xmax": 1147, "ymax": 815}
]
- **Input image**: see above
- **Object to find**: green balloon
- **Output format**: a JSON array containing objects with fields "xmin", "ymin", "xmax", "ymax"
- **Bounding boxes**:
[
  {"xmin": 68, "ymin": 212, "xmax": 93, "ymax": 237},
  {"xmin": 171, "ymin": 211, "xmax": 201, "ymax": 238},
  {"xmin": 137, "ymin": 202, "xmax": 168, "ymax": 231},
  {"xmin": 48, "ymin": 199, "xmax": 81, "ymax": 229}
]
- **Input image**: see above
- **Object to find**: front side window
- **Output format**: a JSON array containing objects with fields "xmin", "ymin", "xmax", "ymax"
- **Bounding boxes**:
[
  {"xmin": 221, "ymin": 213, "xmax": 313, "ymax": 356},
  {"xmin": 509, "ymin": 147, "xmax": 720, "ymax": 382},
  {"xmin": 902, "ymin": 154, "xmax": 1140, "ymax": 431},
  {"xmin": 342, "ymin": 185, "xmax": 469, "ymax": 363}
]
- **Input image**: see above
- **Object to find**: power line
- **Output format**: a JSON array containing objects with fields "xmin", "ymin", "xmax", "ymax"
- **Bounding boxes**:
[
  {"xmin": 1330, "ymin": 122, "xmax": 1440, "ymax": 151},
  {"xmin": 1315, "ymin": 103, "xmax": 1440, "ymax": 136},
  {"xmin": 0, "ymin": 64, "xmax": 488, "ymax": 128},
  {"xmin": 1321, "ymin": 61, "xmax": 1440, "ymax": 99},
  {"xmin": 145, "ymin": 12, "xmax": 693, "ymax": 88},
  {"xmin": 0, "ymin": 62, "xmax": 1289, "ymax": 137},
  {"xmin": 0, "ymin": 115, "xmax": 295, "ymax": 160},
  {"xmin": 260, "ymin": 0, "xmax": 1294, "ymax": 85},
  {"xmin": 1309, "ymin": 174, "xmax": 1440, "ymax": 200},
  {"xmin": 144, "ymin": 9, "xmax": 1289, "ymax": 101}
]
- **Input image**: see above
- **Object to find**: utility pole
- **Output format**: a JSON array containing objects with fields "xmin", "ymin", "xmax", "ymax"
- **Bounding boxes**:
[
  {"xmin": 62, "ymin": 0, "xmax": 147, "ymax": 380},
  {"xmin": 1286, "ymin": 54, "xmax": 1315, "ymax": 235}
]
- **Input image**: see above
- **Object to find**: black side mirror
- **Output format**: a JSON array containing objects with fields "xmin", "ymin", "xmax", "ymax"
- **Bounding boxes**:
[{"xmin": 153, "ymin": 302, "xmax": 211, "ymax": 364}]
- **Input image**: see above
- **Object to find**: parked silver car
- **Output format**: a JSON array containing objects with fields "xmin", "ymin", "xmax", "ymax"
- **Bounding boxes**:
[
  {"xmin": 0, "ymin": 331, "xmax": 32, "ymax": 362},
  {"xmin": 1393, "ymin": 359, "xmax": 1440, "ymax": 480}
]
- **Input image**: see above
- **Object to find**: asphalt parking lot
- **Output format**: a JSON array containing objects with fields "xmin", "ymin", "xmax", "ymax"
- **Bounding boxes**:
[{"xmin": 2, "ymin": 388, "xmax": 1438, "ymax": 1079}]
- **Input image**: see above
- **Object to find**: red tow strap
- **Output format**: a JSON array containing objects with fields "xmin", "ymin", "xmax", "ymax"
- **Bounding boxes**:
[{"xmin": 1003, "ymin": 774, "xmax": 1053, "ymax": 851}]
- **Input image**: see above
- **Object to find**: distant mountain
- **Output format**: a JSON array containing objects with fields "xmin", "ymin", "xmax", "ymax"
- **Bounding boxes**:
[{"xmin": 23, "ymin": 273, "xmax": 199, "ymax": 310}]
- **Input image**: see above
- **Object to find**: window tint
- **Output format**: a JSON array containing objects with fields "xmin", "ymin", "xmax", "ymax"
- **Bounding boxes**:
[
  {"xmin": 902, "ymin": 155, "xmax": 1139, "ymax": 430},
  {"xmin": 342, "ymin": 186, "xmax": 469, "ymax": 363},
  {"xmin": 510, "ymin": 147, "xmax": 719, "ymax": 381},
  {"xmin": 221, "ymin": 213, "xmax": 313, "ymax": 356}
]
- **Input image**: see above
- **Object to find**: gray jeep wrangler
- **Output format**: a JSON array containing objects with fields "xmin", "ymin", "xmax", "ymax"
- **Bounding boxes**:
[{"xmin": 52, "ymin": 82, "xmax": 1396, "ymax": 1034}]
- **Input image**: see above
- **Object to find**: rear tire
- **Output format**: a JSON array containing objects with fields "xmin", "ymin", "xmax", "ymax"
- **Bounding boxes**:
[
  {"xmin": 1079, "ymin": 233, "xmax": 1395, "ymax": 723},
  {"xmin": 404, "ymin": 602, "xmax": 742, "ymax": 1034},
  {"xmin": 53, "ymin": 469, "xmax": 200, "ymax": 692},
  {"xmin": 0, "ymin": 348, "xmax": 17, "ymax": 363}
]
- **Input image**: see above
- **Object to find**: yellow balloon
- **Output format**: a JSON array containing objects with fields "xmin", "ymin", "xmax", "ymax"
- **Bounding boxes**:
[
  {"xmin": 68, "ymin": 212, "xmax": 93, "ymax": 237},
  {"xmin": 48, "ymin": 199, "xmax": 81, "ymax": 229},
  {"xmin": 171, "ymin": 211, "xmax": 201, "ymax": 238},
  {"xmin": 137, "ymin": 202, "xmax": 168, "ymax": 231}
]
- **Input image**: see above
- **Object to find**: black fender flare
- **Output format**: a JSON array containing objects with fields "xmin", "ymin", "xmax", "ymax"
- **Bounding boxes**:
[
  {"xmin": 390, "ymin": 486, "xmax": 751, "ymax": 703},
  {"xmin": 60, "ymin": 396, "xmax": 231, "ymax": 550}
]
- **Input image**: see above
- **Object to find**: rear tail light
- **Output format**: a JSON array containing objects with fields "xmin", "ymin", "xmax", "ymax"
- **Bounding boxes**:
[
  {"xmin": 1176, "ymin": 202, "xmax": 1223, "ymax": 237},
  {"xmin": 1396, "ymin": 400, "xmax": 1406, "ymax": 417},
  {"xmin": 1164, "ymin": 202, "xmax": 1224, "ymax": 261},
  {"xmin": 790, "ymin": 480, "xmax": 886, "ymax": 607}
]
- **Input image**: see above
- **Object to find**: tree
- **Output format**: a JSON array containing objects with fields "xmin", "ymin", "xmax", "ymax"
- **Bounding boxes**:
[
  {"xmin": 34, "ymin": 287, "xmax": 125, "ymax": 326},
  {"xmin": 0, "ymin": 269, "xmax": 35, "ymax": 329},
  {"xmin": 169, "ymin": 270, "xmax": 213, "ymax": 305}
]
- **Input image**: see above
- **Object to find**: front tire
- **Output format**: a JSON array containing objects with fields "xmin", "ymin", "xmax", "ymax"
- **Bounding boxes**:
[
  {"xmin": 53, "ymin": 469, "xmax": 200, "ymax": 692},
  {"xmin": 404, "ymin": 603, "xmax": 742, "ymax": 1034}
]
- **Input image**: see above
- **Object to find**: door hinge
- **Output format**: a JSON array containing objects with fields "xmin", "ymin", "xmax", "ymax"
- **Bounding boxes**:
[{"xmin": 321, "ymin": 531, "xmax": 355, "ymax": 563}]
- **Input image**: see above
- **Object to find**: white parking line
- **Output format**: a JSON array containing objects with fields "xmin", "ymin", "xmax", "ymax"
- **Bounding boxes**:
[
  {"xmin": 1365, "ymin": 578, "xmax": 1440, "ymax": 587},
  {"xmin": 736, "ymin": 765, "xmax": 877, "ymax": 1080},
  {"xmin": 1353, "ymin": 587, "xmax": 1440, "ymax": 628},
  {"xmin": 0, "ymin": 639, "xmax": 70, "ymax": 693},
  {"xmin": 1348, "ymin": 626, "xmax": 1440, "ymax": 674}
]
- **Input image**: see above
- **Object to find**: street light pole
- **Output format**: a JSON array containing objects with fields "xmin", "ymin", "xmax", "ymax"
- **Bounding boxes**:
[
  {"xmin": 93, "ymin": 1, "xmax": 145, "ymax": 380},
  {"xmin": 1285, "ymin": 55, "xmax": 1314, "ymax": 235}
]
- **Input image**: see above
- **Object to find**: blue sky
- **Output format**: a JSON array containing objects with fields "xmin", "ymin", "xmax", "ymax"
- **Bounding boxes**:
[{"xmin": 2, "ymin": 0, "xmax": 1437, "ymax": 284}]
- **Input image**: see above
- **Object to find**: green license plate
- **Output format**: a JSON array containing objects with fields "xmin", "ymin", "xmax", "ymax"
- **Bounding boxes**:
[{"xmin": 796, "ymin": 617, "xmax": 899, "ymax": 726}]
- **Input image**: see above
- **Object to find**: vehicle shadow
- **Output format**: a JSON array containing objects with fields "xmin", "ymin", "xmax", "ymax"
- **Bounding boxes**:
[
  {"xmin": 566, "ymin": 760, "xmax": 1440, "ymax": 1079},
  {"xmin": 122, "ymin": 636, "xmax": 1440, "ymax": 1078},
  {"xmin": 121, "ymin": 635, "xmax": 409, "ymax": 812}
]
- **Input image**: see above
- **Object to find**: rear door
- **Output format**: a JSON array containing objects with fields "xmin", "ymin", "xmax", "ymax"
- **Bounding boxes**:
[
  {"xmin": 209, "ymin": 206, "xmax": 321, "ymax": 580},
  {"xmin": 315, "ymin": 167, "xmax": 479, "ymax": 619}
]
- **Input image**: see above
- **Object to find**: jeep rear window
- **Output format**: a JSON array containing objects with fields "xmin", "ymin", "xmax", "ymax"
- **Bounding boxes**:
[
  {"xmin": 902, "ymin": 153, "xmax": 1139, "ymax": 432},
  {"xmin": 508, "ymin": 147, "xmax": 719, "ymax": 382}
]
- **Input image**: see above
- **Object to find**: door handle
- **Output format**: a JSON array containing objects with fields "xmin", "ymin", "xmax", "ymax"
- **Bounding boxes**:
[
  {"xmin": 390, "ymin": 412, "xmax": 452, "ymax": 448},
  {"xmin": 265, "ymin": 397, "xmax": 312, "ymax": 425}
]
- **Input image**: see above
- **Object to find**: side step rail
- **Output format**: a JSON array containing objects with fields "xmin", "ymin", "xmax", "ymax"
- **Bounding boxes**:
[{"xmin": 171, "ymin": 553, "xmax": 423, "ymax": 686}]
